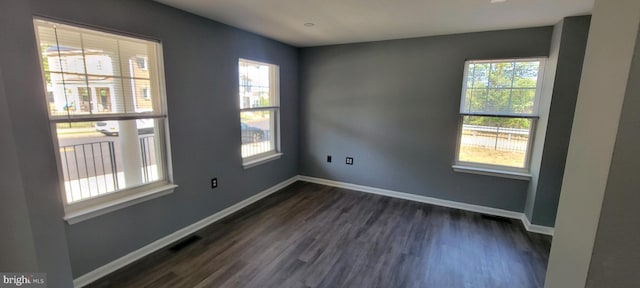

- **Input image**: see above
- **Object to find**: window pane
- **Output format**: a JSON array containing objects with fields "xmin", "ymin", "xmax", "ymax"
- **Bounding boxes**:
[
  {"xmin": 80, "ymin": 32, "xmax": 121, "ymax": 77},
  {"xmin": 510, "ymin": 89, "xmax": 536, "ymax": 114},
  {"xmin": 133, "ymin": 79, "xmax": 153, "ymax": 111},
  {"xmin": 38, "ymin": 27, "xmax": 85, "ymax": 74},
  {"xmin": 458, "ymin": 116, "xmax": 532, "ymax": 168},
  {"xmin": 463, "ymin": 89, "xmax": 488, "ymax": 113},
  {"xmin": 513, "ymin": 62, "xmax": 540, "ymax": 88},
  {"xmin": 469, "ymin": 63, "xmax": 490, "ymax": 89},
  {"xmin": 489, "ymin": 62, "xmax": 515, "ymax": 88},
  {"xmin": 47, "ymin": 72, "xmax": 88, "ymax": 116},
  {"xmin": 241, "ymin": 110, "xmax": 275, "ymax": 158},
  {"xmin": 461, "ymin": 60, "xmax": 542, "ymax": 116},
  {"xmin": 239, "ymin": 60, "xmax": 273, "ymax": 109},
  {"xmin": 56, "ymin": 119, "xmax": 164, "ymax": 203},
  {"xmin": 486, "ymin": 89, "xmax": 510, "ymax": 114},
  {"xmin": 35, "ymin": 20, "xmax": 161, "ymax": 117}
]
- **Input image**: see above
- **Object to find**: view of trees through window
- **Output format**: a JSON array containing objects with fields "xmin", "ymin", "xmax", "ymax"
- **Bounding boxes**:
[{"xmin": 457, "ymin": 60, "xmax": 543, "ymax": 169}]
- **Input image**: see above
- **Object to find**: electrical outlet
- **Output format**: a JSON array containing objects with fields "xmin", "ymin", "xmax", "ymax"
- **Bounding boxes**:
[
  {"xmin": 327, "ymin": 155, "xmax": 332, "ymax": 163},
  {"xmin": 346, "ymin": 157, "xmax": 354, "ymax": 165},
  {"xmin": 211, "ymin": 178, "xmax": 218, "ymax": 189}
]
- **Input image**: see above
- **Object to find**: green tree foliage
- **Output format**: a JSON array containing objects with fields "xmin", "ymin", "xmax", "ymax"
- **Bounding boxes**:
[
  {"xmin": 463, "ymin": 61, "xmax": 539, "ymax": 129},
  {"xmin": 41, "ymin": 45, "xmax": 51, "ymax": 82},
  {"xmin": 259, "ymin": 92, "xmax": 271, "ymax": 107},
  {"xmin": 463, "ymin": 116, "xmax": 530, "ymax": 130}
]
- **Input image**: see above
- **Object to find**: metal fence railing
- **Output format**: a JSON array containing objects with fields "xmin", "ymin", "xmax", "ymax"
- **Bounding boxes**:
[
  {"xmin": 60, "ymin": 140, "xmax": 119, "ymax": 201},
  {"xmin": 461, "ymin": 124, "xmax": 529, "ymax": 153},
  {"xmin": 61, "ymin": 136, "xmax": 159, "ymax": 202},
  {"xmin": 139, "ymin": 135, "xmax": 156, "ymax": 183},
  {"xmin": 463, "ymin": 124, "xmax": 530, "ymax": 135}
]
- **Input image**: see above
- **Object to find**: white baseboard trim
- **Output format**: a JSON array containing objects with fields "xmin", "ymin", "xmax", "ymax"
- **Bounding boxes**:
[
  {"xmin": 73, "ymin": 175, "xmax": 300, "ymax": 288},
  {"xmin": 74, "ymin": 174, "xmax": 553, "ymax": 287},
  {"xmin": 298, "ymin": 175, "xmax": 554, "ymax": 236},
  {"xmin": 521, "ymin": 214, "xmax": 555, "ymax": 236}
]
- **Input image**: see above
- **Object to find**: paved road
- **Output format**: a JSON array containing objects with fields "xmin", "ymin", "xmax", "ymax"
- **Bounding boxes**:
[{"xmin": 244, "ymin": 118, "xmax": 269, "ymax": 130}]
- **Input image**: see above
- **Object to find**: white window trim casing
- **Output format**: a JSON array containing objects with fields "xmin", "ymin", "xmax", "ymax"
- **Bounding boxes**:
[
  {"xmin": 453, "ymin": 58, "xmax": 547, "ymax": 180},
  {"xmin": 34, "ymin": 18, "xmax": 177, "ymax": 223},
  {"xmin": 239, "ymin": 58, "xmax": 282, "ymax": 168}
]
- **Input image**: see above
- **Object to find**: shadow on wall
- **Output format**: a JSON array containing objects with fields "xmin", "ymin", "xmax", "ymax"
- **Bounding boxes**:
[
  {"xmin": 298, "ymin": 32, "xmax": 546, "ymax": 211},
  {"xmin": 303, "ymin": 83, "xmax": 460, "ymax": 194}
]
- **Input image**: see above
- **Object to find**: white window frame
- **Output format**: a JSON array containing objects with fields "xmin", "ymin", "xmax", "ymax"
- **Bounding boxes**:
[
  {"xmin": 238, "ymin": 58, "xmax": 282, "ymax": 168},
  {"xmin": 454, "ymin": 58, "xmax": 546, "ymax": 179},
  {"xmin": 33, "ymin": 18, "xmax": 176, "ymax": 223}
]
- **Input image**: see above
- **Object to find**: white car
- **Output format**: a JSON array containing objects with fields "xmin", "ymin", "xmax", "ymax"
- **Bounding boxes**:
[{"xmin": 95, "ymin": 119, "xmax": 154, "ymax": 136}]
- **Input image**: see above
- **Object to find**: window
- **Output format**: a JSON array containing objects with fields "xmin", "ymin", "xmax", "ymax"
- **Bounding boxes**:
[
  {"xmin": 136, "ymin": 56, "xmax": 148, "ymax": 70},
  {"xmin": 142, "ymin": 87, "xmax": 150, "ymax": 100},
  {"xmin": 34, "ymin": 19, "xmax": 174, "ymax": 219},
  {"xmin": 455, "ymin": 59, "xmax": 545, "ymax": 174},
  {"xmin": 238, "ymin": 59, "xmax": 280, "ymax": 166},
  {"xmin": 78, "ymin": 87, "xmax": 91, "ymax": 112}
]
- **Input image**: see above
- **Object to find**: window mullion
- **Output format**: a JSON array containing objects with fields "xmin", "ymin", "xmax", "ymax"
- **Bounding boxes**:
[
  {"xmin": 115, "ymin": 39, "xmax": 129, "ymax": 114},
  {"xmin": 459, "ymin": 113, "xmax": 539, "ymax": 119},
  {"xmin": 240, "ymin": 106, "xmax": 280, "ymax": 112},
  {"xmin": 50, "ymin": 113, "xmax": 166, "ymax": 123},
  {"xmin": 507, "ymin": 61, "xmax": 516, "ymax": 113},
  {"xmin": 468, "ymin": 63, "xmax": 477, "ymax": 113},
  {"xmin": 53, "ymin": 26, "xmax": 72, "ymax": 122},
  {"xmin": 79, "ymin": 32, "xmax": 94, "ymax": 116}
]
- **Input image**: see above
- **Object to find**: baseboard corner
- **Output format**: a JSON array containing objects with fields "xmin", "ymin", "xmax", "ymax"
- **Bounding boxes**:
[
  {"xmin": 299, "ymin": 175, "xmax": 554, "ymax": 237},
  {"xmin": 520, "ymin": 214, "xmax": 555, "ymax": 236}
]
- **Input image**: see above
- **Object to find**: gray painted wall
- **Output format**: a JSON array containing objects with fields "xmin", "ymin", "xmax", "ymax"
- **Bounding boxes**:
[
  {"xmin": 586, "ymin": 23, "xmax": 640, "ymax": 287},
  {"xmin": 529, "ymin": 16, "xmax": 591, "ymax": 227},
  {"xmin": 525, "ymin": 20, "xmax": 563, "ymax": 227},
  {"xmin": 300, "ymin": 28, "xmax": 552, "ymax": 212},
  {"xmin": 1, "ymin": 0, "xmax": 299, "ymax": 280},
  {"xmin": 545, "ymin": 1, "xmax": 640, "ymax": 285},
  {"xmin": 0, "ymin": 1, "xmax": 74, "ymax": 287},
  {"xmin": 1, "ymin": 0, "xmax": 594, "ymax": 283},
  {"xmin": 0, "ymin": 67, "xmax": 39, "ymax": 273}
]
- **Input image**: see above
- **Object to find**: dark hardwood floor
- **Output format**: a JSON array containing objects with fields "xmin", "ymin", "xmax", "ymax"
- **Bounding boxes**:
[{"xmin": 88, "ymin": 181, "xmax": 551, "ymax": 288}]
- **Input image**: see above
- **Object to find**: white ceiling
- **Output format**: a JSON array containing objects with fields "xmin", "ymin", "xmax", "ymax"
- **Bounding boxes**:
[{"xmin": 154, "ymin": 0, "xmax": 593, "ymax": 47}]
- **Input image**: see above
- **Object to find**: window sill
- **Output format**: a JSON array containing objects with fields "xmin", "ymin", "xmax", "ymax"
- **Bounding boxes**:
[
  {"xmin": 452, "ymin": 165, "xmax": 531, "ymax": 181},
  {"xmin": 243, "ymin": 153, "xmax": 283, "ymax": 169},
  {"xmin": 63, "ymin": 184, "xmax": 178, "ymax": 224}
]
